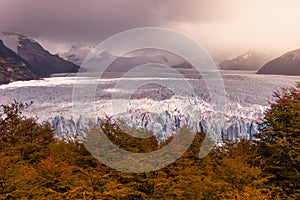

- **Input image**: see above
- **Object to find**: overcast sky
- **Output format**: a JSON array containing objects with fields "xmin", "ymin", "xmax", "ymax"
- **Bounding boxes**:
[{"xmin": 1, "ymin": 0, "xmax": 300, "ymax": 59}]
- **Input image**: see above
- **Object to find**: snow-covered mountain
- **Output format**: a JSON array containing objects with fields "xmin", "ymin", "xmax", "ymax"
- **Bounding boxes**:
[
  {"xmin": 0, "ymin": 32, "xmax": 79, "ymax": 77},
  {"xmin": 62, "ymin": 46, "xmax": 202, "ymax": 80},
  {"xmin": 219, "ymin": 50, "xmax": 272, "ymax": 70},
  {"xmin": 61, "ymin": 45, "xmax": 184, "ymax": 67},
  {"xmin": 61, "ymin": 46, "xmax": 197, "ymax": 77},
  {"xmin": 258, "ymin": 48, "xmax": 300, "ymax": 75},
  {"xmin": 61, "ymin": 45, "xmax": 95, "ymax": 66}
]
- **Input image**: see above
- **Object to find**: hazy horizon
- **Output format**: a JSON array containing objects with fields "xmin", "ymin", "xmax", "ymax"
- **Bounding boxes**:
[{"xmin": 1, "ymin": 0, "xmax": 300, "ymax": 61}]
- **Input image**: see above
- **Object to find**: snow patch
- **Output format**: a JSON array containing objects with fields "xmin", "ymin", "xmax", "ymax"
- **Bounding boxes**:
[{"xmin": 0, "ymin": 32, "xmax": 20, "ymax": 53}]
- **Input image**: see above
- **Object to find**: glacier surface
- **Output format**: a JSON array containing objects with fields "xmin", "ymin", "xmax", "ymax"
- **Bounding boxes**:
[{"xmin": 0, "ymin": 70, "xmax": 299, "ymax": 142}]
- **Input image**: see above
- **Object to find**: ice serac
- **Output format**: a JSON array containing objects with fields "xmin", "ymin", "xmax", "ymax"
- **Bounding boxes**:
[
  {"xmin": 51, "ymin": 98, "xmax": 265, "ymax": 143},
  {"xmin": 0, "ymin": 32, "xmax": 80, "ymax": 77},
  {"xmin": 125, "ymin": 99, "xmax": 265, "ymax": 142},
  {"xmin": 50, "ymin": 115, "xmax": 85, "ymax": 141}
]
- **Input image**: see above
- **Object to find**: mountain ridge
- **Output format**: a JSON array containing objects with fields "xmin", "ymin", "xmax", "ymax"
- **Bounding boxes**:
[
  {"xmin": 258, "ymin": 48, "xmax": 300, "ymax": 75},
  {"xmin": 0, "ymin": 32, "xmax": 80, "ymax": 77},
  {"xmin": 0, "ymin": 39, "xmax": 39, "ymax": 84}
]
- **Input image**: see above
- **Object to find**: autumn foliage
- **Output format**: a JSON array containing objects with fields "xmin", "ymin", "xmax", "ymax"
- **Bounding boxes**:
[{"xmin": 0, "ymin": 82, "xmax": 299, "ymax": 199}]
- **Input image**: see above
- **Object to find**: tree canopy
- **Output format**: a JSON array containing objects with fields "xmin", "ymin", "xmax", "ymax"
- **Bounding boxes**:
[
  {"xmin": 0, "ymin": 82, "xmax": 299, "ymax": 199},
  {"xmin": 255, "ymin": 82, "xmax": 300, "ymax": 199}
]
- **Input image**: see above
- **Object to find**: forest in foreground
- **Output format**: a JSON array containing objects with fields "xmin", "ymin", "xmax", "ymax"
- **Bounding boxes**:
[{"xmin": 0, "ymin": 83, "xmax": 299, "ymax": 200}]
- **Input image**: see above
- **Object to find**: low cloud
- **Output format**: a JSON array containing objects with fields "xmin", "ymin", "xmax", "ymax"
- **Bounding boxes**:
[{"xmin": 0, "ymin": 0, "xmax": 300, "ymax": 58}]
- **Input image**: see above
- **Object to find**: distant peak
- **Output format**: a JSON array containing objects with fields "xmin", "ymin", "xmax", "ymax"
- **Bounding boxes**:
[
  {"xmin": 98, "ymin": 50, "xmax": 114, "ymax": 57},
  {"xmin": 219, "ymin": 50, "xmax": 271, "ymax": 70}
]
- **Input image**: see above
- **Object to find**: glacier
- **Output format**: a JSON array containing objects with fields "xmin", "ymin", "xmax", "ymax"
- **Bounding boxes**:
[
  {"xmin": 49, "ymin": 97, "xmax": 264, "ymax": 142},
  {"xmin": 1, "ymin": 70, "xmax": 300, "ymax": 142}
]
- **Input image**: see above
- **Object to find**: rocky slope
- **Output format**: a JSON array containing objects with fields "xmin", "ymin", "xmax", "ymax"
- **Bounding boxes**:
[
  {"xmin": 0, "ymin": 32, "xmax": 80, "ymax": 77},
  {"xmin": 0, "ymin": 40, "xmax": 38, "ymax": 84},
  {"xmin": 258, "ymin": 49, "xmax": 300, "ymax": 75}
]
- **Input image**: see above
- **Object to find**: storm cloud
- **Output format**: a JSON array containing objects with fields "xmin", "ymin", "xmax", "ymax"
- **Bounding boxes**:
[
  {"xmin": 0, "ymin": 0, "xmax": 231, "ymax": 42},
  {"xmin": 0, "ymin": 0, "xmax": 300, "ymax": 58}
]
